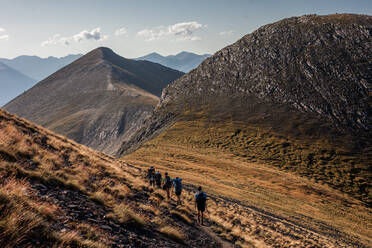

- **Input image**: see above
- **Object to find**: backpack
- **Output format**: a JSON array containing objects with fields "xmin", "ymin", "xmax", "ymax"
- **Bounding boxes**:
[
  {"xmin": 155, "ymin": 172, "xmax": 162, "ymax": 182},
  {"xmin": 164, "ymin": 176, "xmax": 172, "ymax": 188},
  {"xmin": 174, "ymin": 179, "xmax": 182, "ymax": 192},
  {"xmin": 196, "ymin": 192, "xmax": 206, "ymax": 206}
]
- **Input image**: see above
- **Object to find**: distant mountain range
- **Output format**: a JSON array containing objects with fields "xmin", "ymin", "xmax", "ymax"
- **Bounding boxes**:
[
  {"xmin": 0, "ymin": 54, "xmax": 82, "ymax": 82},
  {"xmin": 135, "ymin": 51, "xmax": 211, "ymax": 72},
  {"xmin": 0, "ymin": 54, "xmax": 82, "ymax": 106},
  {"xmin": 0, "ymin": 62, "xmax": 36, "ymax": 106},
  {"xmin": 4, "ymin": 47, "xmax": 184, "ymax": 155}
]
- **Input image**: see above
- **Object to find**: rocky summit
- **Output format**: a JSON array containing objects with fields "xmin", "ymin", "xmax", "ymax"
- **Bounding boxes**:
[
  {"xmin": 4, "ymin": 47, "xmax": 184, "ymax": 155},
  {"xmin": 119, "ymin": 14, "xmax": 372, "ymax": 204}
]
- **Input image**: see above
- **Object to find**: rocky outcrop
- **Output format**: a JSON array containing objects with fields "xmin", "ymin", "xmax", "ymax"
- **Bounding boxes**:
[
  {"xmin": 119, "ymin": 14, "xmax": 372, "ymax": 155},
  {"xmin": 117, "ymin": 14, "xmax": 372, "ymax": 204},
  {"xmin": 162, "ymin": 14, "xmax": 371, "ymax": 131}
]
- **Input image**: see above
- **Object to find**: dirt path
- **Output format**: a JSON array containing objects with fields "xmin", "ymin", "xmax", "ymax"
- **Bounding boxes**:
[
  {"xmin": 175, "ymin": 183, "xmax": 366, "ymax": 248},
  {"xmin": 122, "ymin": 163, "xmax": 367, "ymax": 248}
]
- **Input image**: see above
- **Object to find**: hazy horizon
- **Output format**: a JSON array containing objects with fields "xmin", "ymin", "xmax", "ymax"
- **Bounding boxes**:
[{"xmin": 0, "ymin": 49, "xmax": 211, "ymax": 60}]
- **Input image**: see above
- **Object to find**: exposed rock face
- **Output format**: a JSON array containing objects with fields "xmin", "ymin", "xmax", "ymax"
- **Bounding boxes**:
[
  {"xmin": 4, "ymin": 47, "xmax": 184, "ymax": 155},
  {"xmin": 118, "ymin": 14, "xmax": 372, "ymax": 203},
  {"xmin": 119, "ymin": 14, "xmax": 372, "ymax": 155},
  {"xmin": 162, "ymin": 14, "xmax": 371, "ymax": 131}
]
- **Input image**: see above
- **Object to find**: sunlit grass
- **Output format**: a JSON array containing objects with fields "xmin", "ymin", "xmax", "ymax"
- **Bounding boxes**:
[
  {"xmin": 124, "ymin": 118, "xmax": 372, "ymax": 247},
  {"xmin": 159, "ymin": 226, "xmax": 185, "ymax": 243}
]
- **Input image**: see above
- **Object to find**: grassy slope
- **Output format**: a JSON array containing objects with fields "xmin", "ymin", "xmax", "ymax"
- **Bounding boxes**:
[
  {"xmin": 0, "ymin": 109, "xmax": 223, "ymax": 247},
  {"xmin": 124, "ymin": 117, "xmax": 372, "ymax": 247}
]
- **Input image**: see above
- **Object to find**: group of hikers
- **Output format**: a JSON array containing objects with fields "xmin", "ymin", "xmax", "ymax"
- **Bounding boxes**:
[{"xmin": 146, "ymin": 166, "xmax": 208, "ymax": 225}]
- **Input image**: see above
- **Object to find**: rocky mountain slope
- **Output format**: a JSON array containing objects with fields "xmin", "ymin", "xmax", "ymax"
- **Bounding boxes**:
[
  {"xmin": 4, "ymin": 47, "xmax": 184, "ymax": 155},
  {"xmin": 0, "ymin": 54, "xmax": 82, "ymax": 81},
  {"xmin": 0, "ymin": 62, "xmax": 36, "ymax": 106},
  {"xmin": 1, "ymin": 108, "xmax": 369, "ymax": 247},
  {"xmin": 135, "ymin": 51, "xmax": 211, "ymax": 72},
  {"xmin": 0, "ymin": 108, "xmax": 230, "ymax": 247},
  {"xmin": 119, "ymin": 14, "xmax": 372, "ymax": 204}
]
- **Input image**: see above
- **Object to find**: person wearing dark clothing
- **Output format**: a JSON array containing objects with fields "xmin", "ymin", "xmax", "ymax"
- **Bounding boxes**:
[
  {"xmin": 195, "ymin": 186, "xmax": 207, "ymax": 225},
  {"xmin": 163, "ymin": 172, "xmax": 172, "ymax": 199},
  {"xmin": 155, "ymin": 171, "xmax": 162, "ymax": 188},
  {"xmin": 147, "ymin": 166, "xmax": 155, "ymax": 187},
  {"xmin": 173, "ymin": 177, "xmax": 183, "ymax": 205}
]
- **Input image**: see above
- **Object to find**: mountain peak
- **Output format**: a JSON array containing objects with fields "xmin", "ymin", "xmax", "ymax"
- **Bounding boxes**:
[
  {"xmin": 175, "ymin": 51, "xmax": 193, "ymax": 56},
  {"xmin": 119, "ymin": 13, "xmax": 371, "ymax": 204},
  {"xmin": 85, "ymin": 47, "xmax": 117, "ymax": 60},
  {"xmin": 4, "ymin": 46, "xmax": 183, "ymax": 154},
  {"xmin": 147, "ymin": 52, "xmax": 162, "ymax": 56}
]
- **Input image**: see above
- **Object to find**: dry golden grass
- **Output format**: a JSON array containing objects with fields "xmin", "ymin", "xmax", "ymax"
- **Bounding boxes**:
[
  {"xmin": 108, "ymin": 203, "xmax": 146, "ymax": 228},
  {"xmin": 0, "ymin": 109, "xmax": 153, "ymax": 246},
  {"xmin": 170, "ymin": 210, "xmax": 192, "ymax": 224},
  {"xmin": 1, "ymin": 108, "xmax": 370, "ymax": 246},
  {"xmin": 124, "ymin": 119, "xmax": 372, "ymax": 247},
  {"xmin": 151, "ymin": 216, "xmax": 165, "ymax": 226},
  {"xmin": 139, "ymin": 203, "xmax": 160, "ymax": 215},
  {"xmin": 0, "ymin": 177, "xmax": 61, "ymax": 247},
  {"xmin": 0, "ymin": 175, "xmax": 113, "ymax": 247},
  {"xmin": 159, "ymin": 201, "xmax": 170, "ymax": 209},
  {"xmin": 90, "ymin": 190, "xmax": 114, "ymax": 206},
  {"xmin": 159, "ymin": 226, "xmax": 185, "ymax": 243},
  {"xmin": 55, "ymin": 230, "xmax": 108, "ymax": 248},
  {"xmin": 153, "ymin": 188, "xmax": 166, "ymax": 200},
  {"xmin": 148, "ymin": 195, "xmax": 161, "ymax": 206}
]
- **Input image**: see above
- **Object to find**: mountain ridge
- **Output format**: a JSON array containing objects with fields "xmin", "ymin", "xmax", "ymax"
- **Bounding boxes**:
[
  {"xmin": 0, "ymin": 53, "xmax": 82, "ymax": 81},
  {"xmin": 4, "ymin": 47, "xmax": 184, "ymax": 155},
  {"xmin": 119, "ymin": 14, "xmax": 372, "ymax": 204},
  {"xmin": 135, "ymin": 51, "xmax": 211, "ymax": 72}
]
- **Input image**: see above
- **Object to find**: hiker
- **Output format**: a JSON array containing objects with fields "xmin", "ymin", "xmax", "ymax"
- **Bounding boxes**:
[
  {"xmin": 147, "ymin": 166, "xmax": 155, "ymax": 187},
  {"xmin": 195, "ymin": 186, "xmax": 207, "ymax": 225},
  {"xmin": 173, "ymin": 177, "xmax": 183, "ymax": 205},
  {"xmin": 155, "ymin": 171, "xmax": 162, "ymax": 188},
  {"xmin": 163, "ymin": 172, "xmax": 172, "ymax": 199}
]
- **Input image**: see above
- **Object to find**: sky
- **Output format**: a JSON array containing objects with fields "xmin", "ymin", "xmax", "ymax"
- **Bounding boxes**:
[{"xmin": 0, "ymin": 0, "xmax": 371, "ymax": 59}]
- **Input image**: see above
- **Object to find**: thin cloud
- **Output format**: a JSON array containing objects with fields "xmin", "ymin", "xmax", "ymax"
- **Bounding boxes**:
[
  {"xmin": 137, "ymin": 21, "xmax": 204, "ymax": 41},
  {"xmin": 0, "ymin": 35, "xmax": 9, "ymax": 41},
  {"xmin": 0, "ymin": 28, "xmax": 9, "ymax": 41},
  {"xmin": 41, "ymin": 34, "xmax": 70, "ymax": 46},
  {"xmin": 41, "ymin": 28, "xmax": 107, "ymax": 47},
  {"xmin": 115, "ymin": 27, "xmax": 128, "ymax": 36},
  {"xmin": 219, "ymin": 30, "xmax": 234, "ymax": 36},
  {"xmin": 137, "ymin": 27, "xmax": 167, "ymax": 41}
]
